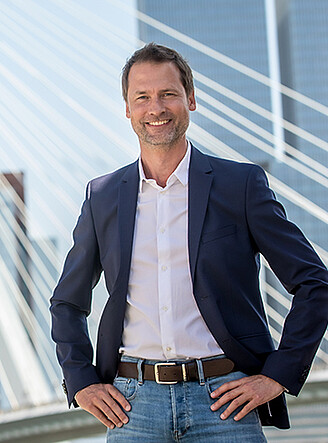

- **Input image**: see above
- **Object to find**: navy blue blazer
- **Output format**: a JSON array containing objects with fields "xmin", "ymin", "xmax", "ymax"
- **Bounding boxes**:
[{"xmin": 51, "ymin": 145, "xmax": 328, "ymax": 429}]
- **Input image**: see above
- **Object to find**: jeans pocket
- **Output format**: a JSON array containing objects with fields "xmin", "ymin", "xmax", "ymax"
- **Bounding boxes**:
[
  {"xmin": 205, "ymin": 372, "xmax": 262, "ymax": 426},
  {"xmin": 113, "ymin": 377, "xmax": 139, "ymax": 401},
  {"xmin": 206, "ymin": 371, "xmax": 248, "ymax": 396}
]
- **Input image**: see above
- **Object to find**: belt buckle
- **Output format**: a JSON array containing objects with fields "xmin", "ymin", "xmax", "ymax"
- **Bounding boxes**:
[{"xmin": 154, "ymin": 362, "xmax": 178, "ymax": 384}]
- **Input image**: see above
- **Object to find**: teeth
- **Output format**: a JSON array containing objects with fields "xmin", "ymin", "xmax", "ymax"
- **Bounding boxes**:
[{"xmin": 148, "ymin": 120, "xmax": 169, "ymax": 126}]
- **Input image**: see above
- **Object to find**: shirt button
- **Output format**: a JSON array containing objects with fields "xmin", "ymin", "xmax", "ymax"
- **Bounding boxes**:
[
  {"xmin": 162, "ymin": 306, "xmax": 168, "ymax": 312},
  {"xmin": 161, "ymin": 265, "xmax": 167, "ymax": 271},
  {"xmin": 166, "ymin": 347, "xmax": 172, "ymax": 352},
  {"xmin": 160, "ymin": 227, "xmax": 165, "ymax": 234}
]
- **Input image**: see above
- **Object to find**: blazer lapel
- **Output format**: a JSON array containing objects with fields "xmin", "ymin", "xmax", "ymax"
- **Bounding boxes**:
[
  {"xmin": 117, "ymin": 161, "xmax": 139, "ymax": 288},
  {"xmin": 188, "ymin": 146, "xmax": 213, "ymax": 281}
]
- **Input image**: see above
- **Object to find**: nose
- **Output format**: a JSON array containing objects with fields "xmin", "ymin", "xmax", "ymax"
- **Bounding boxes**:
[{"xmin": 148, "ymin": 97, "xmax": 165, "ymax": 116}]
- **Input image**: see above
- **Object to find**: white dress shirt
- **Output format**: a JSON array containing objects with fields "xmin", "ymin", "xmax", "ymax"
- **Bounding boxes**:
[{"xmin": 120, "ymin": 143, "xmax": 223, "ymax": 360}]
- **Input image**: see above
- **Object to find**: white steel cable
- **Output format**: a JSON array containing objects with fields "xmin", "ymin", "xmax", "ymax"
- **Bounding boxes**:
[
  {"xmin": 0, "ymin": 0, "xmax": 326, "ymax": 396},
  {"xmin": 3, "ymin": 24, "xmax": 327, "ymax": 216},
  {"xmin": 188, "ymin": 122, "xmax": 328, "ymax": 225},
  {"xmin": 311, "ymin": 243, "xmax": 328, "ymax": 266},
  {"xmin": 47, "ymin": 0, "xmax": 137, "ymax": 52},
  {"xmin": 0, "ymin": 360, "xmax": 20, "ymax": 409},
  {"xmin": 0, "ymin": 6, "xmax": 123, "ymax": 88},
  {"xmin": 0, "ymin": 17, "xmax": 122, "ymax": 177},
  {"xmin": 0, "ymin": 260, "xmax": 54, "ymax": 406},
  {"xmin": 196, "ymin": 102, "xmax": 328, "ymax": 188},
  {"xmin": 263, "ymin": 275, "xmax": 328, "ymax": 351},
  {"xmin": 111, "ymin": 0, "xmax": 328, "ymax": 118},
  {"xmin": 261, "ymin": 279, "xmax": 291, "ymax": 311},
  {"xmin": 51, "ymin": 0, "xmax": 328, "ymax": 158},
  {"xmin": 0, "ymin": 103, "xmax": 89, "ymax": 207},
  {"xmin": 5, "ymin": 0, "xmax": 328, "ymax": 308},
  {"xmin": 0, "ymin": 143, "xmax": 71, "ymax": 245},
  {"xmin": 262, "ymin": 265, "xmax": 328, "ymax": 353},
  {"xmin": 0, "ymin": 86, "xmax": 113, "ymax": 192},
  {"xmin": 0, "ymin": 35, "xmax": 132, "ymax": 170},
  {"xmin": 5, "ymin": 0, "xmax": 327, "ymax": 174},
  {"xmin": 0, "ymin": 180, "xmax": 57, "ymax": 290},
  {"xmin": 0, "ymin": 254, "xmax": 62, "ymax": 394},
  {"xmin": 0, "ymin": 191, "xmax": 100, "ymax": 334},
  {"xmin": 1, "ymin": 45, "xmax": 326, "ymax": 266},
  {"xmin": 194, "ymin": 71, "xmax": 328, "ymax": 156},
  {"xmin": 0, "ymin": 41, "xmax": 133, "ymax": 286},
  {"xmin": 0, "ymin": 45, "xmax": 135, "ymax": 241},
  {"xmin": 0, "ymin": 118, "xmax": 80, "ymax": 216},
  {"xmin": 0, "ymin": 46, "xmax": 137, "ymax": 163},
  {"xmin": 196, "ymin": 88, "xmax": 328, "ymax": 179},
  {"xmin": 0, "ymin": 186, "xmax": 101, "ymax": 334},
  {"xmin": 0, "ymin": 175, "xmax": 60, "ymax": 269},
  {"xmin": 5, "ymin": 0, "xmax": 128, "ymax": 71},
  {"xmin": 1, "ymin": 41, "xmax": 326, "ymax": 246},
  {"xmin": 265, "ymin": 304, "xmax": 328, "ymax": 365},
  {"xmin": 29, "ymin": 0, "xmax": 328, "ymax": 159},
  {"xmin": 0, "ymin": 208, "xmax": 50, "ymax": 326}
]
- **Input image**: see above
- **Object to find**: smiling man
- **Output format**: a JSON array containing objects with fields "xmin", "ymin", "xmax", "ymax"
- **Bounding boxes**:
[{"xmin": 50, "ymin": 43, "xmax": 328, "ymax": 442}]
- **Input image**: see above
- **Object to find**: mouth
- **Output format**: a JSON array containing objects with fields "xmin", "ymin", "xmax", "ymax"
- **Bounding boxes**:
[{"xmin": 146, "ymin": 119, "xmax": 171, "ymax": 127}]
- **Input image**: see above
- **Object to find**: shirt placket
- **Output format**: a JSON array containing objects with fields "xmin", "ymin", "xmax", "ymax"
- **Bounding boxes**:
[{"xmin": 157, "ymin": 184, "xmax": 176, "ymax": 359}]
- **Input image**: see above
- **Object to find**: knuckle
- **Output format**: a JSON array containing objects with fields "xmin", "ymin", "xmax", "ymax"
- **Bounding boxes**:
[
  {"xmin": 224, "ymin": 392, "xmax": 234, "ymax": 401},
  {"xmin": 252, "ymin": 394, "xmax": 260, "ymax": 403}
]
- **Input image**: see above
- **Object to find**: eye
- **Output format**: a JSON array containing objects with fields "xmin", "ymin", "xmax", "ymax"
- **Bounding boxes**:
[
  {"xmin": 163, "ymin": 92, "xmax": 175, "ymax": 97},
  {"xmin": 136, "ymin": 95, "xmax": 148, "ymax": 101}
]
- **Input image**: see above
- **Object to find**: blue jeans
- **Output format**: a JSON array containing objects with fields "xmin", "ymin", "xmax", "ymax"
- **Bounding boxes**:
[{"xmin": 106, "ymin": 356, "xmax": 266, "ymax": 442}]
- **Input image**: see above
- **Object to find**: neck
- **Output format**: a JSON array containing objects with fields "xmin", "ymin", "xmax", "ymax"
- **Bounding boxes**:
[{"xmin": 140, "ymin": 139, "xmax": 188, "ymax": 187}]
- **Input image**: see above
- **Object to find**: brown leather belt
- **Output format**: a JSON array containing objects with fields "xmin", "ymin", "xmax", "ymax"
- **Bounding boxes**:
[{"xmin": 117, "ymin": 357, "xmax": 236, "ymax": 384}]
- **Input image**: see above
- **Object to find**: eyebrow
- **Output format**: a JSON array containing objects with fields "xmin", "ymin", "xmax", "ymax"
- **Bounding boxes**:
[
  {"xmin": 133, "ymin": 90, "xmax": 147, "ymax": 96},
  {"xmin": 133, "ymin": 88, "xmax": 179, "ymax": 96}
]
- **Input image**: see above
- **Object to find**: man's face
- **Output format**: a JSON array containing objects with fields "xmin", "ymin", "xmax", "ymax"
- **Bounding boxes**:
[{"xmin": 125, "ymin": 62, "xmax": 196, "ymax": 149}]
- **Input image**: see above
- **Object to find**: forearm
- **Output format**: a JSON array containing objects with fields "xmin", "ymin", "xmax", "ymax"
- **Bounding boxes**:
[{"xmin": 50, "ymin": 300, "xmax": 101, "ymax": 405}]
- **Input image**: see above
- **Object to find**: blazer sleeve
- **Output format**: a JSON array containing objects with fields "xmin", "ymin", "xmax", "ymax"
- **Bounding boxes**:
[
  {"xmin": 50, "ymin": 182, "xmax": 103, "ymax": 406},
  {"xmin": 245, "ymin": 165, "xmax": 328, "ymax": 395}
]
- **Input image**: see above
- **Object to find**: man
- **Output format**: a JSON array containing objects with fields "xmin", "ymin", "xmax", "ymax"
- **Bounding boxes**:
[{"xmin": 50, "ymin": 43, "xmax": 328, "ymax": 441}]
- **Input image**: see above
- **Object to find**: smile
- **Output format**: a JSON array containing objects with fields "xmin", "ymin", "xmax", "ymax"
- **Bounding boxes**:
[{"xmin": 147, "ymin": 120, "xmax": 170, "ymax": 126}]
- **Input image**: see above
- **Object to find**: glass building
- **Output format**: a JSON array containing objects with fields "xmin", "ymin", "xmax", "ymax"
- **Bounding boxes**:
[{"xmin": 136, "ymin": 0, "xmax": 328, "ymax": 360}]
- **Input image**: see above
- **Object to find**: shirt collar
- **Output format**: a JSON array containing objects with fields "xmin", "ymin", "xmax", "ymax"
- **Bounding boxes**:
[{"xmin": 138, "ymin": 141, "xmax": 191, "ymax": 193}]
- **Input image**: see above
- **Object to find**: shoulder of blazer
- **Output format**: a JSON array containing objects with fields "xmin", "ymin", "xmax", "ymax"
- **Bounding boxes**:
[
  {"xmin": 190, "ymin": 144, "xmax": 262, "ymax": 177},
  {"xmin": 86, "ymin": 160, "xmax": 139, "ymax": 198}
]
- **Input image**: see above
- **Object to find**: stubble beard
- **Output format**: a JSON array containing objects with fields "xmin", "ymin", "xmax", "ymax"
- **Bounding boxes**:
[{"xmin": 133, "ymin": 117, "xmax": 189, "ymax": 151}]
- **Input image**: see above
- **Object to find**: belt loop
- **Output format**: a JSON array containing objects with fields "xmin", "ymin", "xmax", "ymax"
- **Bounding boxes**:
[
  {"xmin": 196, "ymin": 359, "xmax": 205, "ymax": 385},
  {"xmin": 137, "ymin": 359, "xmax": 144, "ymax": 385}
]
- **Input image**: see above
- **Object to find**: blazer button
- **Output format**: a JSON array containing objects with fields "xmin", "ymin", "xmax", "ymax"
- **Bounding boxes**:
[
  {"xmin": 62, "ymin": 380, "xmax": 68, "ymax": 395},
  {"xmin": 299, "ymin": 365, "xmax": 310, "ymax": 383}
]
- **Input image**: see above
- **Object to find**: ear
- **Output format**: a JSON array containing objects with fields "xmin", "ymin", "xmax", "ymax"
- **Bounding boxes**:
[
  {"xmin": 188, "ymin": 90, "xmax": 196, "ymax": 111},
  {"xmin": 125, "ymin": 101, "xmax": 131, "ymax": 119}
]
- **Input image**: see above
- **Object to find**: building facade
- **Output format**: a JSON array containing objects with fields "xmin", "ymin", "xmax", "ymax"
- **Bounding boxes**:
[{"xmin": 136, "ymin": 0, "xmax": 328, "ymax": 361}]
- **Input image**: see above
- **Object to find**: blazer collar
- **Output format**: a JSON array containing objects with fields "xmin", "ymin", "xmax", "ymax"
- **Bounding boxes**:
[
  {"xmin": 117, "ymin": 145, "xmax": 213, "ymax": 284},
  {"xmin": 117, "ymin": 161, "xmax": 139, "ymax": 286},
  {"xmin": 188, "ymin": 145, "xmax": 213, "ymax": 281}
]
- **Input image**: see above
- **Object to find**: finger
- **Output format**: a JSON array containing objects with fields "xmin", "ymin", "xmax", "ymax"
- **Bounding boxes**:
[
  {"xmin": 232, "ymin": 400, "xmax": 257, "ymax": 421},
  {"xmin": 76, "ymin": 384, "xmax": 130, "ymax": 428},
  {"xmin": 87, "ymin": 404, "xmax": 117, "ymax": 429},
  {"xmin": 210, "ymin": 378, "xmax": 246, "ymax": 398},
  {"xmin": 101, "ymin": 395, "xmax": 129, "ymax": 426},
  {"xmin": 100, "ymin": 401, "xmax": 127, "ymax": 427},
  {"xmin": 218, "ymin": 396, "xmax": 246, "ymax": 420},
  {"xmin": 108, "ymin": 384, "xmax": 131, "ymax": 412},
  {"xmin": 211, "ymin": 386, "xmax": 244, "ymax": 410}
]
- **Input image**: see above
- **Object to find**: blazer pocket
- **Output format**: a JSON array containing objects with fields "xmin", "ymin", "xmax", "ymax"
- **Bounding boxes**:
[
  {"xmin": 201, "ymin": 224, "xmax": 236, "ymax": 244},
  {"xmin": 236, "ymin": 332, "xmax": 275, "ymax": 354}
]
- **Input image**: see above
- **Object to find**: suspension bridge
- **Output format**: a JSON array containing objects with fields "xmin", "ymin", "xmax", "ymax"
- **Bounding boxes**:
[{"xmin": 0, "ymin": 1, "xmax": 327, "ymax": 441}]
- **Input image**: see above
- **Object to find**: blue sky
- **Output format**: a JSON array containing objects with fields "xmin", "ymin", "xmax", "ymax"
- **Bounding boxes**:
[{"xmin": 0, "ymin": 0, "xmax": 138, "ymax": 258}]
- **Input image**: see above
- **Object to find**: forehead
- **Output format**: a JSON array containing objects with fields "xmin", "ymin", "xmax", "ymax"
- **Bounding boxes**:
[{"xmin": 127, "ymin": 61, "xmax": 183, "ymax": 93}]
